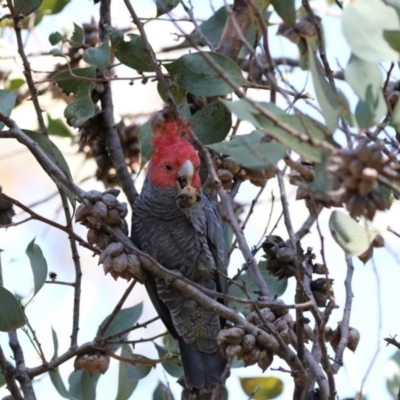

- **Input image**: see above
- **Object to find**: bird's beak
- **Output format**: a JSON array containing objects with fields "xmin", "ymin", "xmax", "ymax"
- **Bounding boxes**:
[{"xmin": 176, "ymin": 160, "xmax": 194, "ymax": 191}]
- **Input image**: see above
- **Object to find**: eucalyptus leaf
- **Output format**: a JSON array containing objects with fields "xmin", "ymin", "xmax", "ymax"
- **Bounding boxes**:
[
  {"xmin": 5, "ymin": 77, "xmax": 25, "ymax": 91},
  {"xmin": 0, "ymin": 90, "xmax": 17, "ymax": 131},
  {"xmin": 165, "ymin": 52, "xmax": 245, "ymax": 96},
  {"xmin": 116, "ymin": 345, "xmax": 139, "ymax": 400},
  {"xmin": 308, "ymin": 48, "xmax": 339, "ymax": 132},
  {"xmin": 53, "ymin": 67, "xmax": 97, "ymax": 94},
  {"xmin": 14, "ymin": 0, "xmax": 42, "ymax": 16},
  {"xmin": 25, "ymin": 238, "xmax": 48, "ymax": 302},
  {"xmin": 81, "ymin": 371, "xmax": 100, "ymax": 400},
  {"xmin": 0, "ymin": 371, "xmax": 5, "ymax": 388},
  {"xmin": 49, "ymin": 31, "xmax": 63, "ymax": 46},
  {"xmin": 107, "ymin": 26, "xmax": 153, "ymax": 72},
  {"xmin": 50, "ymin": 48, "xmax": 67, "ymax": 58},
  {"xmin": 229, "ymin": 263, "xmax": 288, "ymax": 314},
  {"xmin": 208, "ymin": 131, "xmax": 286, "ymax": 170},
  {"xmin": 70, "ymin": 23, "xmax": 84, "ymax": 48},
  {"xmin": 64, "ymin": 83, "xmax": 95, "ymax": 127},
  {"xmin": 39, "ymin": 0, "xmax": 70, "ymax": 15},
  {"xmin": 342, "ymin": 0, "xmax": 400, "ymax": 62},
  {"xmin": 49, "ymin": 328, "xmax": 71, "ymax": 399},
  {"xmin": 83, "ymin": 42, "xmax": 110, "ymax": 73},
  {"xmin": 156, "ymin": 0, "xmax": 181, "ymax": 17},
  {"xmin": 157, "ymin": 79, "xmax": 186, "ymax": 105},
  {"xmin": 239, "ymin": 376, "xmax": 284, "ymax": 400},
  {"xmin": 47, "ymin": 114, "xmax": 73, "ymax": 138},
  {"xmin": 68, "ymin": 371, "xmax": 83, "ymax": 399},
  {"xmin": 23, "ymin": 130, "xmax": 76, "ymax": 209},
  {"xmin": 153, "ymin": 381, "xmax": 175, "ymax": 400},
  {"xmin": 329, "ymin": 210, "xmax": 378, "ymax": 256},
  {"xmin": 271, "ymin": 0, "xmax": 296, "ymax": 27},
  {"xmin": 0, "ymin": 286, "xmax": 25, "ymax": 332},
  {"xmin": 98, "ymin": 303, "xmax": 143, "ymax": 351},
  {"xmin": 386, "ymin": 351, "xmax": 400, "ymax": 398},
  {"xmin": 154, "ymin": 343, "xmax": 183, "ymax": 378}
]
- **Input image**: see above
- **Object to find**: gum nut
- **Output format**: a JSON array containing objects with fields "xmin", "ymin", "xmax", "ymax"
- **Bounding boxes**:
[
  {"xmin": 119, "ymin": 218, "xmax": 129, "ymax": 235},
  {"xmin": 117, "ymin": 202, "xmax": 128, "ymax": 218},
  {"xmin": 242, "ymin": 347, "xmax": 260, "ymax": 366},
  {"xmin": 274, "ymin": 317, "xmax": 289, "ymax": 332},
  {"xmin": 242, "ymin": 334, "xmax": 256, "ymax": 353},
  {"xmin": 347, "ymin": 328, "xmax": 360, "ymax": 352},
  {"xmin": 110, "ymin": 270, "xmax": 119, "ymax": 281},
  {"xmin": 86, "ymin": 215, "xmax": 102, "ymax": 229},
  {"xmin": 97, "ymin": 233, "xmax": 111, "ymax": 251},
  {"xmin": 271, "ymin": 299, "xmax": 289, "ymax": 316},
  {"xmin": 127, "ymin": 253, "xmax": 141, "ymax": 269},
  {"xmin": 103, "ymin": 188, "xmax": 120, "ymax": 197},
  {"xmin": 279, "ymin": 328, "xmax": 291, "ymax": 345},
  {"xmin": 246, "ymin": 311, "xmax": 259, "ymax": 325},
  {"xmin": 112, "ymin": 253, "xmax": 128, "ymax": 273},
  {"xmin": 119, "ymin": 269, "xmax": 133, "ymax": 281},
  {"xmin": 106, "ymin": 242, "xmax": 124, "ymax": 257},
  {"xmin": 103, "ymin": 256, "xmax": 113, "ymax": 273},
  {"xmin": 225, "ymin": 327, "xmax": 245, "ymax": 345},
  {"xmin": 281, "ymin": 313, "xmax": 295, "ymax": 329},
  {"xmin": 258, "ymin": 349, "xmax": 273, "ymax": 372},
  {"xmin": 217, "ymin": 168, "xmax": 234, "ymax": 181},
  {"xmin": 96, "ymin": 355, "xmax": 110, "ymax": 374},
  {"xmin": 85, "ymin": 355, "xmax": 97, "ymax": 375},
  {"xmin": 75, "ymin": 203, "xmax": 90, "ymax": 223},
  {"xmin": 86, "ymin": 190, "xmax": 103, "ymax": 202},
  {"xmin": 92, "ymin": 201, "xmax": 108, "ymax": 219},
  {"xmin": 260, "ymin": 308, "xmax": 277, "ymax": 323},
  {"xmin": 276, "ymin": 247, "xmax": 295, "ymax": 263},
  {"xmin": 87, "ymin": 228, "xmax": 99, "ymax": 246},
  {"xmin": 104, "ymin": 209, "xmax": 121, "ymax": 225},
  {"xmin": 101, "ymin": 193, "xmax": 119, "ymax": 208},
  {"xmin": 225, "ymin": 344, "xmax": 243, "ymax": 358},
  {"xmin": 74, "ymin": 354, "xmax": 88, "ymax": 370},
  {"xmin": 217, "ymin": 329, "xmax": 229, "ymax": 347},
  {"xmin": 98, "ymin": 248, "xmax": 109, "ymax": 265},
  {"xmin": 222, "ymin": 157, "xmax": 240, "ymax": 174},
  {"xmin": 303, "ymin": 324, "xmax": 314, "ymax": 342}
]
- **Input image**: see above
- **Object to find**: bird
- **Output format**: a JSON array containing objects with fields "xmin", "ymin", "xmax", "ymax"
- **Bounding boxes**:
[{"xmin": 131, "ymin": 109, "xmax": 228, "ymax": 398}]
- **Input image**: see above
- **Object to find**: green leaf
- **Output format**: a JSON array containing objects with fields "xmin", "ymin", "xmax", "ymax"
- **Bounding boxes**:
[
  {"xmin": 39, "ymin": 0, "xmax": 70, "ymax": 15},
  {"xmin": 221, "ymin": 100, "xmax": 327, "ymax": 163},
  {"xmin": 0, "ymin": 90, "xmax": 17, "ymax": 131},
  {"xmin": 345, "ymin": 54, "xmax": 386, "ymax": 124},
  {"xmin": 239, "ymin": 376, "xmax": 284, "ymax": 400},
  {"xmin": 384, "ymin": 30, "xmax": 400, "ymax": 51},
  {"xmin": 208, "ymin": 131, "xmax": 286, "ymax": 170},
  {"xmin": 98, "ymin": 303, "xmax": 143, "ymax": 351},
  {"xmin": 107, "ymin": 26, "xmax": 153, "ymax": 72},
  {"xmin": 53, "ymin": 67, "xmax": 97, "ymax": 94},
  {"xmin": 386, "ymin": 351, "xmax": 400, "ymax": 398},
  {"xmin": 23, "ymin": 130, "xmax": 76, "ymax": 209},
  {"xmin": 157, "ymin": 80, "xmax": 187, "ymax": 105},
  {"xmin": 355, "ymin": 100, "xmax": 373, "ymax": 130},
  {"xmin": 308, "ymin": 48, "xmax": 339, "ymax": 132},
  {"xmin": 83, "ymin": 42, "xmax": 110, "ymax": 73},
  {"xmin": 153, "ymin": 381, "xmax": 175, "ymax": 400},
  {"xmin": 271, "ymin": 0, "xmax": 296, "ymax": 27},
  {"xmin": 81, "ymin": 371, "xmax": 100, "ymax": 400},
  {"xmin": 229, "ymin": 263, "xmax": 288, "ymax": 314},
  {"xmin": 0, "ymin": 286, "xmax": 25, "ymax": 332},
  {"xmin": 25, "ymin": 238, "xmax": 48, "ymax": 302},
  {"xmin": 118, "ymin": 346, "xmax": 152, "ymax": 383},
  {"xmin": 5, "ymin": 77, "xmax": 25, "ymax": 91},
  {"xmin": 49, "ymin": 31, "xmax": 63, "ymax": 46},
  {"xmin": 0, "ymin": 371, "xmax": 5, "ymax": 388},
  {"xmin": 116, "ymin": 345, "xmax": 139, "ymax": 400},
  {"xmin": 47, "ymin": 114, "xmax": 73, "ymax": 138},
  {"xmin": 342, "ymin": 0, "xmax": 400, "ymax": 62},
  {"xmin": 154, "ymin": 343, "xmax": 183, "ymax": 378},
  {"xmin": 165, "ymin": 52, "xmax": 246, "ymax": 96},
  {"xmin": 329, "ymin": 210, "xmax": 379, "ymax": 256},
  {"xmin": 50, "ymin": 48, "xmax": 67, "ymax": 58},
  {"xmin": 49, "ymin": 328, "xmax": 71, "ymax": 399},
  {"xmin": 68, "ymin": 371, "xmax": 83, "ymax": 399},
  {"xmin": 163, "ymin": 332, "xmax": 179, "ymax": 352},
  {"xmin": 391, "ymin": 94, "xmax": 400, "ymax": 129},
  {"xmin": 70, "ymin": 23, "xmax": 84, "ymax": 48},
  {"xmin": 191, "ymin": 101, "xmax": 232, "ymax": 145},
  {"xmin": 156, "ymin": 0, "xmax": 181, "ymax": 17},
  {"xmin": 64, "ymin": 83, "xmax": 95, "ymax": 127},
  {"xmin": 14, "ymin": 0, "xmax": 42, "ymax": 16}
]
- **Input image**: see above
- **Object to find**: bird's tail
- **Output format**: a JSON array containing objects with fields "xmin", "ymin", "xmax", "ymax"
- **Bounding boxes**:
[{"xmin": 178, "ymin": 338, "xmax": 228, "ymax": 399}]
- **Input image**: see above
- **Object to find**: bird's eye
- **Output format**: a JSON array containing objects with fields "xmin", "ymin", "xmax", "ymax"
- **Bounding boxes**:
[{"xmin": 165, "ymin": 164, "xmax": 172, "ymax": 171}]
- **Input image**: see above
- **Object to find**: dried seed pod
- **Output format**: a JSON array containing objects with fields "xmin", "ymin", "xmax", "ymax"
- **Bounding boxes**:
[
  {"xmin": 96, "ymin": 354, "xmax": 110, "ymax": 374},
  {"xmin": 276, "ymin": 247, "xmax": 295, "ymax": 263},
  {"xmin": 270, "ymin": 299, "xmax": 289, "ymax": 317},
  {"xmin": 217, "ymin": 169, "xmax": 234, "ymax": 181},
  {"xmin": 241, "ymin": 346, "xmax": 260, "ymax": 366},
  {"xmin": 303, "ymin": 323, "xmax": 314, "ymax": 343},
  {"xmin": 258, "ymin": 349, "xmax": 273, "ymax": 372},
  {"xmin": 101, "ymin": 193, "xmax": 119, "ymax": 208},
  {"xmin": 225, "ymin": 344, "xmax": 242, "ymax": 358},
  {"xmin": 222, "ymin": 157, "xmax": 240, "ymax": 174},
  {"xmin": 75, "ymin": 203, "xmax": 90, "ymax": 223},
  {"xmin": 348, "ymin": 159, "xmax": 364, "ymax": 178},
  {"xmin": 224, "ymin": 327, "xmax": 244, "ymax": 345},
  {"xmin": 103, "ymin": 209, "xmax": 121, "ymax": 224},
  {"xmin": 279, "ymin": 328, "xmax": 291, "ymax": 345},
  {"xmin": 86, "ymin": 215, "xmax": 102, "ymax": 229},
  {"xmin": 97, "ymin": 233, "xmax": 111, "ymax": 251},
  {"xmin": 347, "ymin": 327, "xmax": 360, "ymax": 351},
  {"xmin": 86, "ymin": 190, "xmax": 103, "ymax": 202},
  {"xmin": 104, "ymin": 188, "xmax": 120, "ymax": 197},
  {"xmin": 120, "ymin": 218, "xmax": 129, "ymax": 235},
  {"xmin": 127, "ymin": 253, "xmax": 141, "ymax": 268},
  {"xmin": 106, "ymin": 242, "xmax": 124, "ymax": 257},
  {"xmin": 222, "ymin": 180, "xmax": 233, "ymax": 190},
  {"xmin": 103, "ymin": 256, "xmax": 113, "ymax": 274},
  {"xmin": 361, "ymin": 167, "xmax": 378, "ymax": 182},
  {"xmin": 87, "ymin": 228, "xmax": 99, "ymax": 246},
  {"xmin": 112, "ymin": 253, "xmax": 128, "ymax": 273},
  {"xmin": 372, "ymin": 234, "xmax": 385, "ymax": 248},
  {"xmin": 213, "ymin": 156, "xmax": 223, "ymax": 170},
  {"xmin": 74, "ymin": 354, "xmax": 89, "ymax": 371},
  {"xmin": 85, "ymin": 355, "xmax": 98, "ymax": 375},
  {"xmin": 217, "ymin": 329, "xmax": 229, "ymax": 348},
  {"xmin": 247, "ymin": 308, "xmax": 276, "ymax": 325},
  {"xmin": 274, "ymin": 317, "xmax": 289, "ymax": 332},
  {"xmin": 281, "ymin": 313, "xmax": 295, "ymax": 329},
  {"xmin": 117, "ymin": 202, "xmax": 128, "ymax": 218},
  {"xmin": 313, "ymin": 263, "xmax": 328, "ymax": 275},
  {"xmin": 242, "ymin": 334, "xmax": 256, "ymax": 353},
  {"xmin": 92, "ymin": 201, "xmax": 108, "ymax": 219},
  {"xmin": 249, "ymin": 178, "xmax": 267, "ymax": 187}
]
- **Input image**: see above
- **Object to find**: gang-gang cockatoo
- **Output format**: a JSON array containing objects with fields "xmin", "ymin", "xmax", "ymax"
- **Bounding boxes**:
[{"xmin": 131, "ymin": 110, "xmax": 228, "ymax": 398}]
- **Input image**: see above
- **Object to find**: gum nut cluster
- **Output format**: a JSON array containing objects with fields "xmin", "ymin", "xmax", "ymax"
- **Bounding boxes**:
[
  {"xmin": 75, "ymin": 188, "xmax": 142, "ymax": 281},
  {"xmin": 325, "ymin": 325, "xmax": 360, "ymax": 352},
  {"xmin": 74, "ymin": 352, "xmax": 110, "ymax": 375},
  {"xmin": 288, "ymin": 160, "xmax": 339, "ymax": 216},
  {"xmin": 330, "ymin": 144, "xmax": 391, "ymax": 220},
  {"xmin": 0, "ymin": 186, "xmax": 15, "ymax": 225},
  {"xmin": 213, "ymin": 155, "xmax": 275, "ymax": 190}
]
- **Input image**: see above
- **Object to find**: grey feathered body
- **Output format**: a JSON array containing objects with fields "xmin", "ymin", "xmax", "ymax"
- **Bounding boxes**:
[{"xmin": 131, "ymin": 174, "xmax": 227, "ymax": 389}]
